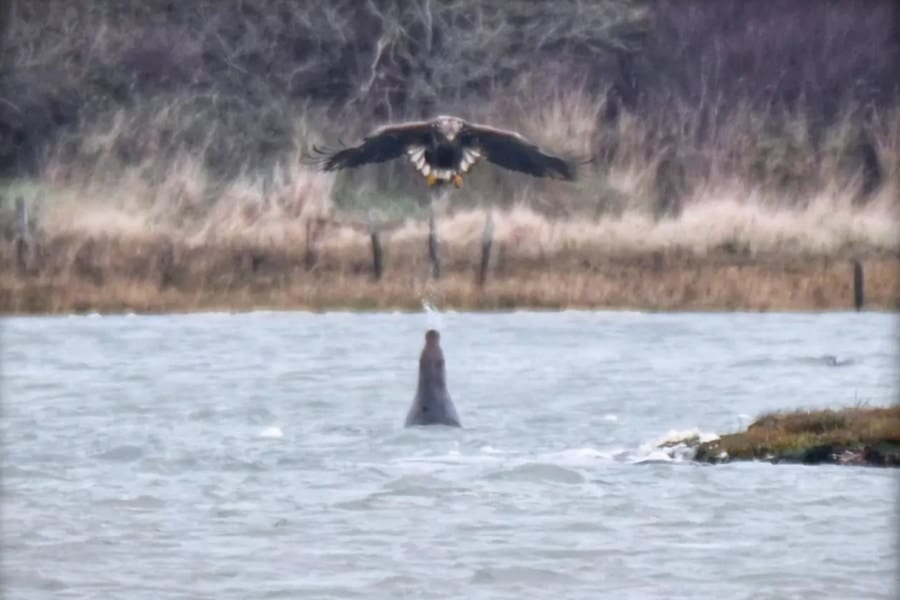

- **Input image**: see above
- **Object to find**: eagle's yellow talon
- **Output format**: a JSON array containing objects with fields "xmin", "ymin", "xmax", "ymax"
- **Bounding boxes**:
[
  {"xmin": 426, "ymin": 173, "xmax": 438, "ymax": 187},
  {"xmin": 452, "ymin": 173, "xmax": 463, "ymax": 188}
]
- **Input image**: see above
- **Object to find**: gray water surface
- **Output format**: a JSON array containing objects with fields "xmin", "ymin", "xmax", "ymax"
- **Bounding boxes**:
[{"xmin": 2, "ymin": 310, "xmax": 898, "ymax": 599}]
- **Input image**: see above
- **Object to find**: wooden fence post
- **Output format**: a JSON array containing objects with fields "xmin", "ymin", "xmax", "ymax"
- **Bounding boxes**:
[
  {"xmin": 158, "ymin": 238, "xmax": 175, "ymax": 289},
  {"xmin": 368, "ymin": 211, "xmax": 383, "ymax": 281},
  {"xmin": 852, "ymin": 259, "xmax": 864, "ymax": 311},
  {"xmin": 478, "ymin": 209, "xmax": 494, "ymax": 286},
  {"xmin": 304, "ymin": 218, "xmax": 318, "ymax": 270},
  {"xmin": 14, "ymin": 195, "xmax": 30, "ymax": 273},
  {"xmin": 428, "ymin": 212, "xmax": 441, "ymax": 280}
]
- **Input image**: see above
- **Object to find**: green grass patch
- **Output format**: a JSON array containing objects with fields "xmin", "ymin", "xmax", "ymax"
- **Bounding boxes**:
[{"xmin": 695, "ymin": 405, "xmax": 900, "ymax": 466}]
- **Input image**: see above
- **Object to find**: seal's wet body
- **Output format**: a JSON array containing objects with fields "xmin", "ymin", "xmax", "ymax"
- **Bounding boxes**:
[{"xmin": 404, "ymin": 330, "xmax": 462, "ymax": 428}]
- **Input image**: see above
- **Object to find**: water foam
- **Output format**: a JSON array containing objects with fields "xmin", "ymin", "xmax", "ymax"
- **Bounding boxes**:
[
  {"xmin": 632, "ymin": 427, "xmax": 721, "ymax": 464},
  {"xmin": 655, "ymin": 428, "xmax": 720, "ymax": 446},
  {"xmin": 545, "ymin": 447, "xmax": 611, "ymax": 464}
]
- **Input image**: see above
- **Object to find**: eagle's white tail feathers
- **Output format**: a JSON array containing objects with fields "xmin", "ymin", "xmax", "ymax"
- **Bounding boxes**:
[
  {"xmin": 460, "ymin": 148, "xmax": 482, "ymax": 174},
  {"xmin": 406, "ymin": 146, "xmax": 426, "ymax": 165},
  {"xmin": 406, "ymin": 145, "xmax": 482, "ymax": 179}
]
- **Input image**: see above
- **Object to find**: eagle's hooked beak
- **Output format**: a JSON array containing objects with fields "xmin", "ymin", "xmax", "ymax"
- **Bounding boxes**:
[
  {"xmin": 426, "ymin": 173, "xmax": 438, "ymax": 187},
  {"xmin": 452, "ymin": 174, "xmax": 463, "ymax": 188}
]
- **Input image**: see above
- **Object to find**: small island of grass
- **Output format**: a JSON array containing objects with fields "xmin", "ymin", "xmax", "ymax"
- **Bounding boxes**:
[{"xmin": 691, "ymin": 405, "xmax": 900, "ymax": 467}]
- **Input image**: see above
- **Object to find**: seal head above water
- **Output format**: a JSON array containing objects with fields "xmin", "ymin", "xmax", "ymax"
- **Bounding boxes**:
[{"xmin": 404, "ymin": 329, "xmax": 462, "ymax": 428}]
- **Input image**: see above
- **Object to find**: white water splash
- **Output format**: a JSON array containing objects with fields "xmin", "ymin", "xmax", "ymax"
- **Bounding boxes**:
[
  {"xmin": 655, "ymin": 428, "xmax": 720, "ymax": 446},
  {"xmin": 631, "ymin": 427, "xmax": 721, "ymax": 464},
  {"xmin": 422, "ymin": 299, "xmax": 443, "ymax": 332}
]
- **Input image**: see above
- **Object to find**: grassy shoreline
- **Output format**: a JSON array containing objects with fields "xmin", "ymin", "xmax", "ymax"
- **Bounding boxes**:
[
  {"xmin": 2, "ymin": 232, "xmax": 898, "ymax": 316},
  {"xmin": 690, "ymin": 405, "xmax": 900, "ymax": 467}
]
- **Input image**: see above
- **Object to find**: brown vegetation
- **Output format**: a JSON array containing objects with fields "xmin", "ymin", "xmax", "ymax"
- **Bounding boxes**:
[
  {"xmin": 1, "ymin": 1, "xmax": 899, "ymax": 314},
  {"xmin": 3, "ymin": 0, "xmax": 898, "ymax": 180},
  {"xmin": 693, "ymin": 405, "xmax": 900, "ymax": 467},
  {"xmin": 2, "ymin": 217, "xmax": 898, "ymax": 314}
]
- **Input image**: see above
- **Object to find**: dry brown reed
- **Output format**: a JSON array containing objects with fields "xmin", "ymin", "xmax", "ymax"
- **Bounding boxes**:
[
  {"xmin": 3, "ymin": 93, "xmax": 900, "ymax": 315},
  {"xmin": 2, "ymin": 9, "xmax": 899, "ymax": 316},
  {"xmin": 2, "ymin": 218, "xmax": 898, "ymax": 315}
]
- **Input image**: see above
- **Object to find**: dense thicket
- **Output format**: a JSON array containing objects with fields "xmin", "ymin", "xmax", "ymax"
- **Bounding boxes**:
[{"xmin": 1, "ymin": 0, "xmax": 898, "ymax": 182}]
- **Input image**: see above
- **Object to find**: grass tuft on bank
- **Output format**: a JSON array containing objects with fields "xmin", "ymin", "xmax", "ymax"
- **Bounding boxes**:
[{"xmin": 694, "ymin": 405, "xmax": 900, "ymax": 467}]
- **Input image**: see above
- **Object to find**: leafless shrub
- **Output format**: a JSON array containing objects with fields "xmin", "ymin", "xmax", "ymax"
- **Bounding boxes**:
[
  {"xmin": 0, "ymin": 0, "xmax": 647, "ymax": 177},
  {"xmin": 1, "ymin": 0, "xmax": 898, "ymax": 219}
]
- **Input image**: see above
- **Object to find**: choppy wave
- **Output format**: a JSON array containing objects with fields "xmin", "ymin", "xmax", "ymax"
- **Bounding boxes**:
[{"xmin": 3, "ymin": 310, "xmax": 897, "ymax": 600}]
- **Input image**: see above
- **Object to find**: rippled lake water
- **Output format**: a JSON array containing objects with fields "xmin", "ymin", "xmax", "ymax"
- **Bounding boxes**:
[{"xmin": 2, "ymin": 309, "xmax": 898, "ymax": 599}]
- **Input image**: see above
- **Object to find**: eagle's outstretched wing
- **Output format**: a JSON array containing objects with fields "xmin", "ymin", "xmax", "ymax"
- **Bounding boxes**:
[
  {"xmin": 459, "ymin": 122, "xmax": 579, "ymax": 181},
  {"xmin": 304, "ymin": 120, "xmax": 433, "ymax": 171}
]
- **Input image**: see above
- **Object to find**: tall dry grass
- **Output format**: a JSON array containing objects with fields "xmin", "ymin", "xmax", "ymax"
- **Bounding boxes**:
[
  {"xmin": 12, "ymin": 82, "xmax": 899, "ymax": 260},
  {"xmin": 2, "ymin": 84, "xmax": 899, "ymax": 315},
  {"xmin": 2, "ymin": 0, "xmax": 899, "ymax": 313}
]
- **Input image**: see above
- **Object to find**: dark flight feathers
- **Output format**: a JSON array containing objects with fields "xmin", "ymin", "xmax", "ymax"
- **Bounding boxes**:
[
  {"xmin": 309, "ymin": 122, "xmax": 431, "ymax": 171},
  {"xmin": 466, "ymin": 125, "xmax": 576, "ymax": 181}
]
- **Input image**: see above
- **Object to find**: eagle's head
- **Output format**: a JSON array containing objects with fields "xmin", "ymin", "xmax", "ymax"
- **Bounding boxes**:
[{"xmin": 433, "ymin": 115, "xmax": 464, "ymax": 141}]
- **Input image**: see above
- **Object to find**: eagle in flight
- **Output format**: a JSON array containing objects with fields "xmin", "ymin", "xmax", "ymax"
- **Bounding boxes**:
[{"xmin": 307, "ymin": 115, "xmax": 579, "ymax": 188}]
